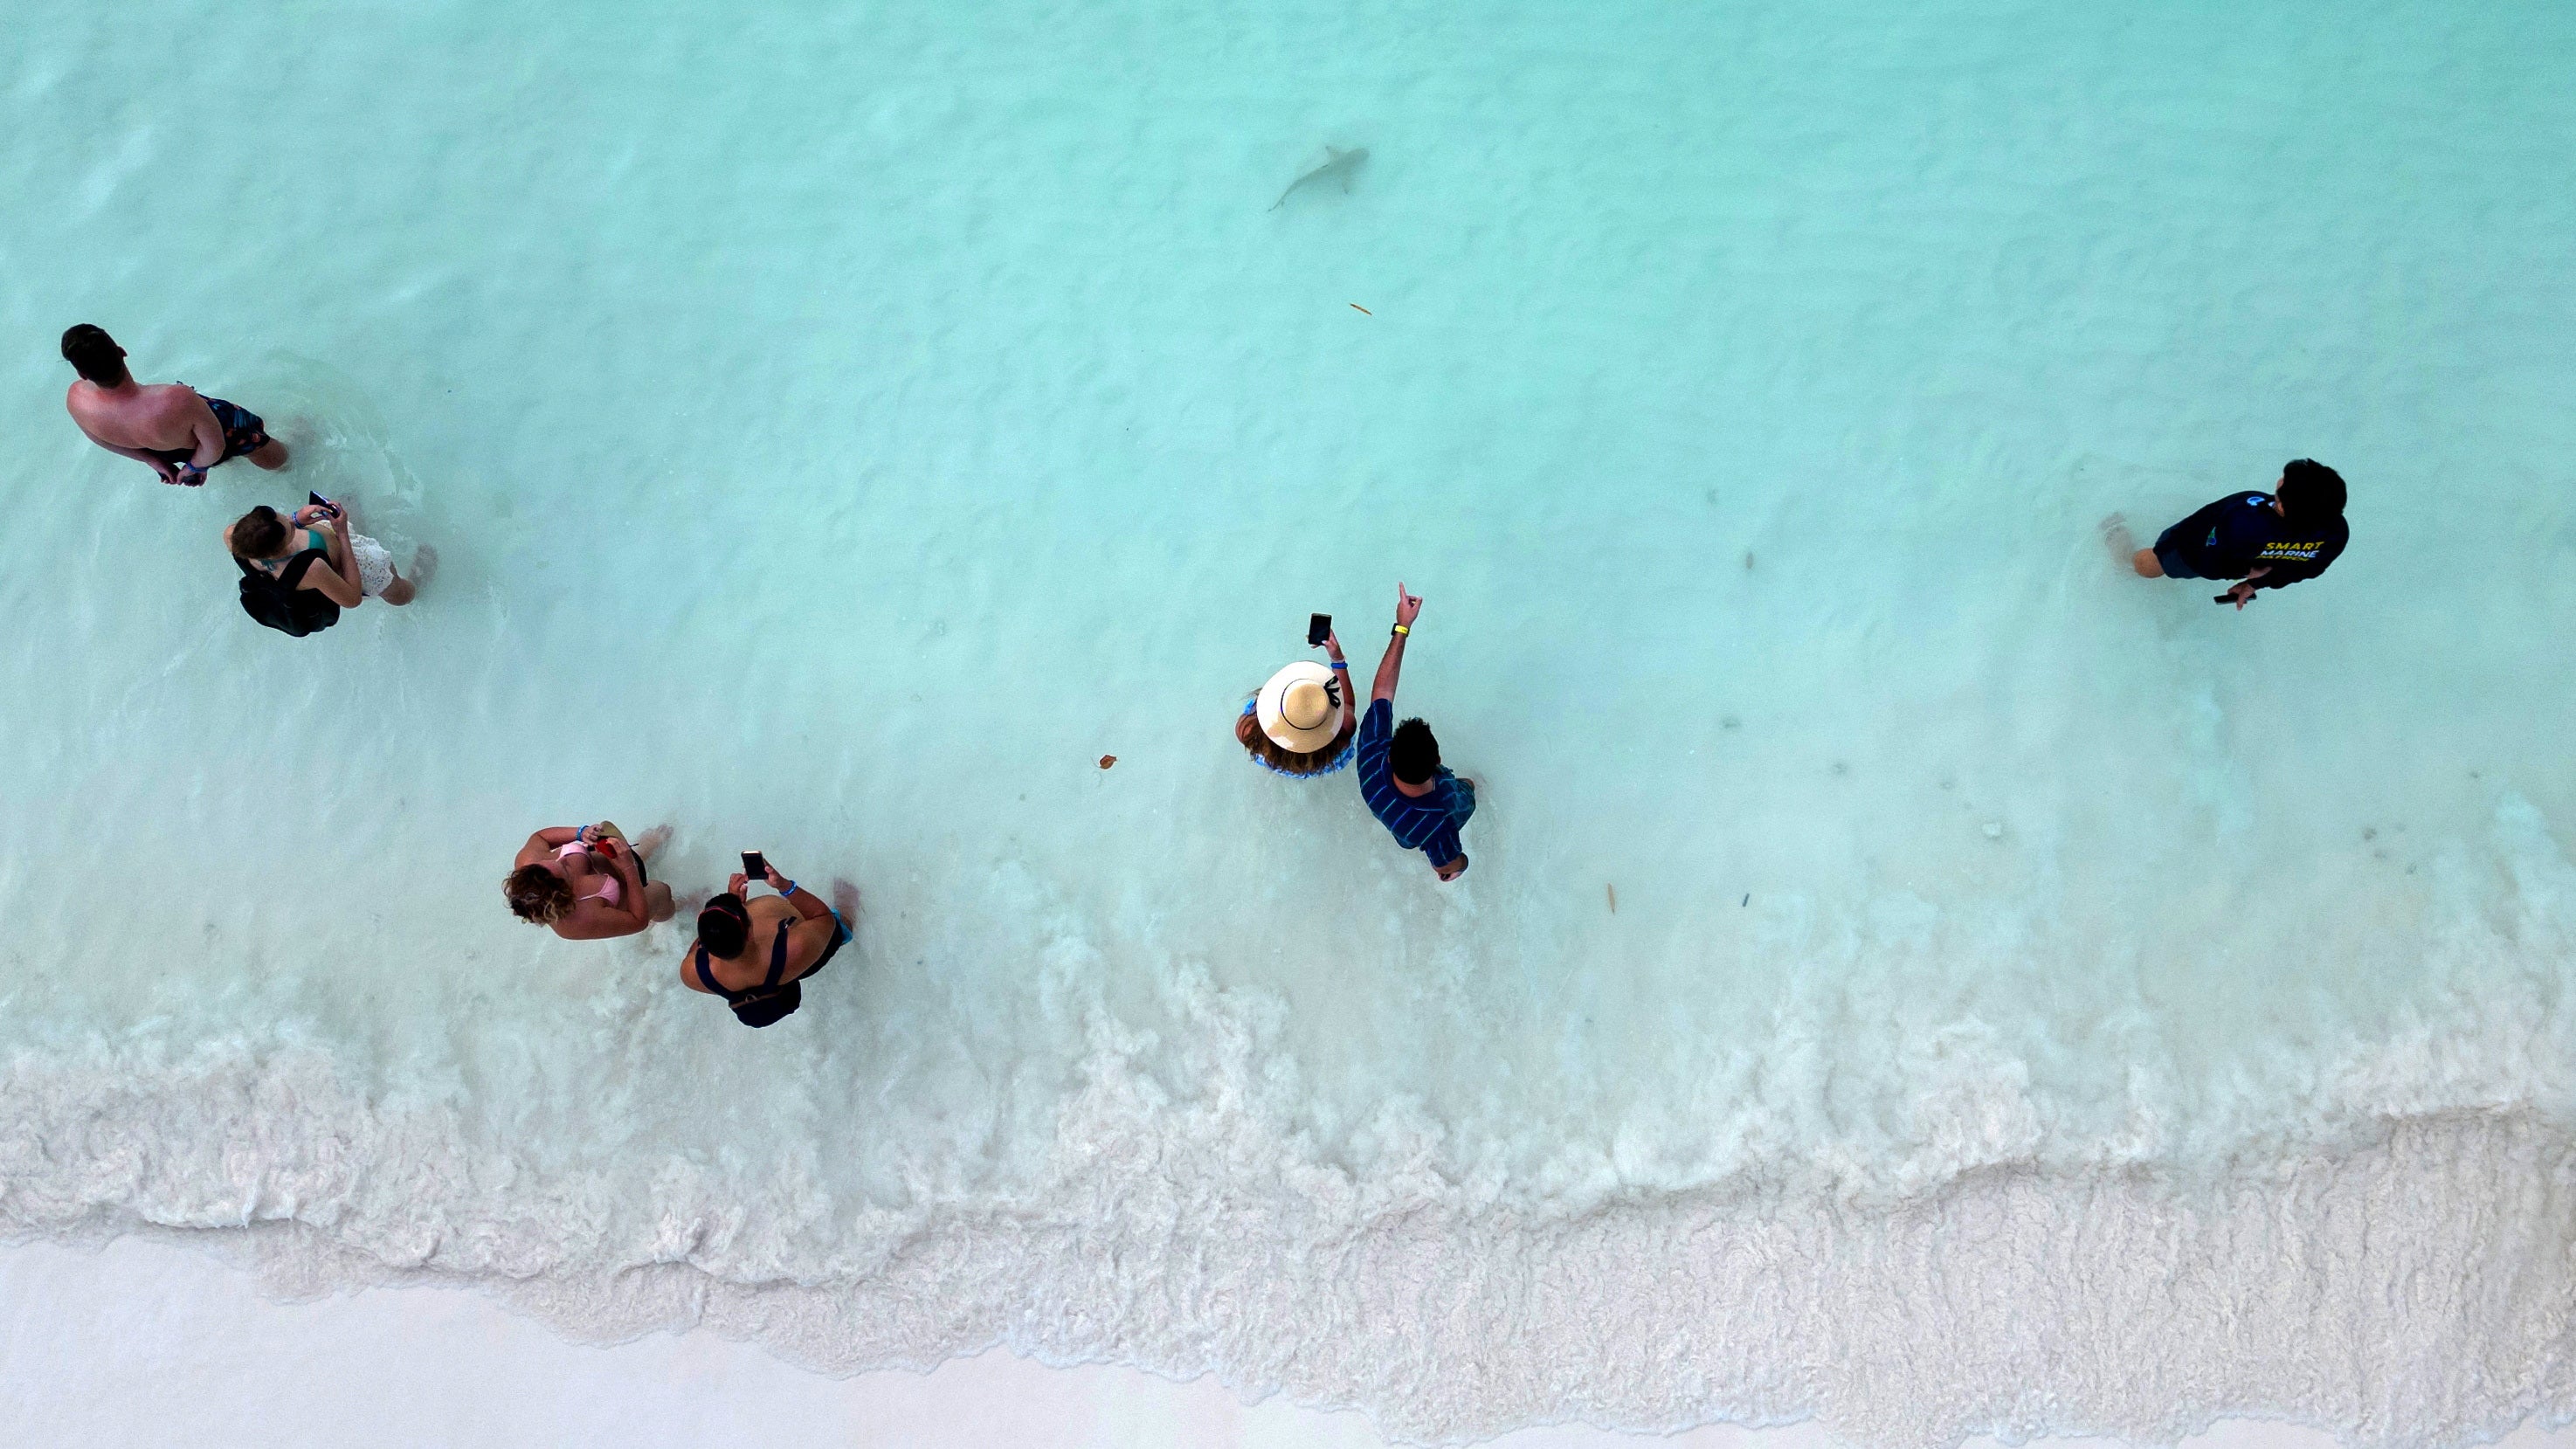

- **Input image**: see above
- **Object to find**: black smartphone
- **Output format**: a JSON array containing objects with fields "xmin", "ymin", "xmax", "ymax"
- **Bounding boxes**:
[
  {"xmin": 742, "ymin": 850, "xmax": 766, "ymax": 880},
  {"xmin": 1308, "ymin": 613, "xmax": 1331, "ymax": 647},
  {"xmin": 307, "ymin": 490, "xmax": 339, "ymax": 517}
]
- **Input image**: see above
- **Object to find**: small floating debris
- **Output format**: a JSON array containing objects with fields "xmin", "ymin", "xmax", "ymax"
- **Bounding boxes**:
[
  {"xmin": 1350, "ymin": 303, "xmax": 1372, "ymax": 315},
  {"xmin": 1742, "ymin": 894, "xmax": 1750, "ymax": 907},
  {"xmin": 1098, "ymin": 756, "xmax": 1117, "ymax": 769},
  {"xmin": 1983, "ymin": 821, "xmax": 2005, "ymax": 838},
  {"xmin": 1606, "ymin": 883, "xmax": 1618, "ymax": 914}
]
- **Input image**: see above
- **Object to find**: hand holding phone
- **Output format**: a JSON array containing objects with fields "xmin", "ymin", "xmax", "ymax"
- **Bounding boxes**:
[
  {"xmin": 1309, "ymin": 613, "xmax": 1331, "ymax": 647},
  {"xmin": 742, "ymin": 850, "xmax": 766, "ymax": 880}
]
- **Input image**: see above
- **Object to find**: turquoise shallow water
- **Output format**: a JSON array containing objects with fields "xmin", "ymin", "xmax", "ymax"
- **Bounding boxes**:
[{"xmin": 3, "ymin": 2, "xmax": 2573, "ymax": 1444}]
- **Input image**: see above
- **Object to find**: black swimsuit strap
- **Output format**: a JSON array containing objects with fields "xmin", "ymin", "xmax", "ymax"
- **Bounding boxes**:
[
  {"xmin": 764, "ymin": 917, "xmax": 793, "ymax": 987},
  {"xmin": 268, "ymin": 548, "xmax": 329, "ymax": 588},
  {"xmin": 696, "ymin": 918, "xmax": 793, "ymax": 1000},
  {"xmin": 694, "ymin": 943, "xmax": 736, "ymax": 1001}
]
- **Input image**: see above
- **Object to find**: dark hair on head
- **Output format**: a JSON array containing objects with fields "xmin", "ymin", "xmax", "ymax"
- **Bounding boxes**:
[
  {"xmin": 230, "ymin": 505, "xmax": 290, "ymax": 558},
  {"xmin": 2277, "ymin": 459, "xmax": 2346, "ymax": 522},
  {"xmin": 1389, "ymin": 718, "xmax": 1441, "ymax": 785},
  {"xmin": 60, "ymin": 324, "xmax": 128, "ymax": 386},
  {"xmin": 504, "ymin": 864, "xmax": 575, "ymax": 924},
  {"xmin": 697, "ymin": 894, "xmax": 751, "ymax": 957}
]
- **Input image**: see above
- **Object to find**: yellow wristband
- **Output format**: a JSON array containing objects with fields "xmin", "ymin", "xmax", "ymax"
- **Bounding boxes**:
[{"xmin": 1392, "ymin": 624, "xmax": 1410, "ymax": 636}]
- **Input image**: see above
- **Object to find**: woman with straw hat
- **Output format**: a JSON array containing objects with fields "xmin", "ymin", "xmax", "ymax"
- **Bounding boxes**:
[{"xmin": 1235, "ymin": 625, "xmax": 1357, "ymax": 776}]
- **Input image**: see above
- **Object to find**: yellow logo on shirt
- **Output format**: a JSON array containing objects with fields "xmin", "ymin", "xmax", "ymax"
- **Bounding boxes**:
[{"xmin": 2257, "ymin": 541, "xmax": 2325, "ymax": 561}]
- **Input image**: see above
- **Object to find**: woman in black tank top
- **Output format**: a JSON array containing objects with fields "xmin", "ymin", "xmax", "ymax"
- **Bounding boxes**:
[{"xmin": 681, "ymin": 859, "xmax": 852, "ymax": 1028}]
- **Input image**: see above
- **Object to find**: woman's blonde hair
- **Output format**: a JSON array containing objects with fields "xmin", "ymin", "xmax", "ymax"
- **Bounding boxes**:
[{"xmin": 504, "ymin": 864, "xmax": 574, "ymax": 924}]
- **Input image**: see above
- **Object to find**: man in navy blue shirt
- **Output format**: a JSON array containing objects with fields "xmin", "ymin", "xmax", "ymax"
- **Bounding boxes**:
[
  {"xmin": 2109, "ymin": 459, "xmax": 2350, "ymax": 611},
  {"xmin": 1356, "ymin": 582, "xmax": 1474, "ymax": 881}
]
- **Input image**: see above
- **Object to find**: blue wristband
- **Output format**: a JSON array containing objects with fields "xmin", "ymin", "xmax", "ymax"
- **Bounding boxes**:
[
  {"xmin": 776, "ymin": 879, "xmax": 798, "ymax": 897},
  {"xmin": 1329, "ymin": 660, "xmax": 1348, "ymax": 670}
]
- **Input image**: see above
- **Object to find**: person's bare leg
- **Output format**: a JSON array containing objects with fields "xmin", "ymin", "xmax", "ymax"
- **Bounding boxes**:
[
  {"xmin": 249, "ymin": 439, "xmax": 289, "ymax": 469},
  {"xmin": 2103, "ymin": 514, "xmax": 2162, "ymax": 576},
  {"xmin": 631, "ymin": 825, "xmax": 676, "ymax": 921},
  {"xmin": 380, "ymin": 568, "xmax": 417, "ymax": 605},
  {"xmin": 408, "ymin": 544, "xmax": 438, "ymax": 591},
  {"xmin": 832, "ymin": 880, "xmax": 863, "ymax": 924}
]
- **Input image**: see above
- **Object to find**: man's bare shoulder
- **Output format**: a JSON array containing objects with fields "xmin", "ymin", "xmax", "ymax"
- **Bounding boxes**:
[
  {"xmin": 67, "ymin": 380, "xmax": 203, "ymax": 423},
  {"xmin": 138, "ymin": 383, "xmax": 210, "ymax": 418}
]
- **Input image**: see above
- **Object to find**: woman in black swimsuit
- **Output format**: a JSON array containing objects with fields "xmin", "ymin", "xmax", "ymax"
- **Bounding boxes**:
[{"xmin": 682, "ymin": 859, "xmax": 853, "ymax": 1027}]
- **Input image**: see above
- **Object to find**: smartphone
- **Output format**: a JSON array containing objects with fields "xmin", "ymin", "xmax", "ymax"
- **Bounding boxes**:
[
  {"xmin": 1308, "ymin": 613, "xmax": 1331, "ymax": 647},
  {"xmin": 307, "ymin": 490, "xmax": 339, "ymax": 517},
  {"xmin": 742, "ymin": 850, "xmax": 766, "ymax": 880}
]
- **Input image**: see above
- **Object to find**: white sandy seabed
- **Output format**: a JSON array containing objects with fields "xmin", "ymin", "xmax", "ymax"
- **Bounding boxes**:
[
  {"xmin": 4, "ymin": 991, "xmax": 2573, "ymax": 1446},
  {"xmin": 3, "ymin": 1239, "xmax": 2571, "ymax": 1449}
]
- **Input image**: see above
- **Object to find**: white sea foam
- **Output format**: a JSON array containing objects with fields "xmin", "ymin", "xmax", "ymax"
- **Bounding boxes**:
[
  {"xmin": 5, "ymin": 0, "xmax": 2576, "ymax": 1444},
  {"xmin": 3, "ymin": 964, "xmax": 2572, "ymax": 1447}
]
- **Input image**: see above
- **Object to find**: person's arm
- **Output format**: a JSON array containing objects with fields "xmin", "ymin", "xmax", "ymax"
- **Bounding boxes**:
[
  {"xmin": 1323, "ymin": 627, "xmax": 1351, "ymax": 712},
  {"xmin": 595, "ymin": 837, "xmax": 653, "ymax": 929},
  {"xmin": 1371, "ymin": 583, "xmax": 1424, "ymax": 704},
  {"xmin": 174, "ymin": 400, "xmax": 226, "ymax": 483},
  {"xmin": 763, "ymin": 863, "xmax": 836, "ymax": 976},
  {"xmin": 301, "ymin": 513, "xmax": 364, "ymax": 607},
  {"xmin": 2218, "ymin": 566, "xmax": 2270, "ymax": 610},
  {"xmin": 101, "ymin": 440, "xmax": 183, "ymax": 481},
  {"xmin": 1423, "ymin": 821, "xmax": 1467, "ymax": 881},
  {"xmin": 764, "ymin": 863, "xmax": 832, "ymax": 921},
  {"xmin": 515, "ymin": 827, "xmax": 583, "ymax": 869},
  {"xmin": 555, "ymin": 897, "xmax": 646, "ymax": 941}
]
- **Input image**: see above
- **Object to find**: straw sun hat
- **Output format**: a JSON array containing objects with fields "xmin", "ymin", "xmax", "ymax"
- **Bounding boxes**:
[{"xmin": 1255, "ymin": 660, "xmax": 1347, "ymax": 753}]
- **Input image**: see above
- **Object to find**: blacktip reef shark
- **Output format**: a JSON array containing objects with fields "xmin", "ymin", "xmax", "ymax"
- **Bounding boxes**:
[{"xmin": 1269, "ymin": 146, "xmax": 1369, "ymax": 210}]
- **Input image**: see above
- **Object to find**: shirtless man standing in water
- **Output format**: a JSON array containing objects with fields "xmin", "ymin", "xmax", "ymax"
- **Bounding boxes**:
[{"xmin": 60, "ymin": 324, "xmax": 290, "ymax": 485}]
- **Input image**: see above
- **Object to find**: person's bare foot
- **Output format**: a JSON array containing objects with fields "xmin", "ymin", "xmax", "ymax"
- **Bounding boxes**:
[
  {"xmin": 635, "ymin": 824, "xmax": 673, "ymax": 862},
  {"xmin": 2103, "ymin": 514, "xmax": 2164, "ymax": 576},
  {"xmin": 2101, "ymin": 513, "xmax": 2133, "ymax": 560},
  {"xmin": 408, "ymin": 543, "xmax": 438, "ymax": 590}
]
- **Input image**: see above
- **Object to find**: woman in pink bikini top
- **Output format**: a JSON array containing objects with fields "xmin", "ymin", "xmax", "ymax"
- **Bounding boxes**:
[{"xmin": 503, "ymin": 822, "xmax": 677, "ymax": 940}]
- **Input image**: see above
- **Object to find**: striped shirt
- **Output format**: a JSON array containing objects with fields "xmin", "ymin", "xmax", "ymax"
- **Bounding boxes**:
[{"xmin": 1355, "ymin": 700, "xmax": 1468, "ymax": 871}]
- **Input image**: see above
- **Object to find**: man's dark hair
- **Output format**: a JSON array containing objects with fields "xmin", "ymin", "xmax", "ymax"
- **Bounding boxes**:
[
  {"xmin": 229, "ymin": 506, "xmax": 290, "ymax": 558},
  {"xmin": 60, "ymin": 324, "xmax": 128, "ymax": 386},
  {"xmin": 696, "ymin": 894, "xmax": 750, "ymax": 958},
  {"xmin": 1389, "ymin": 718, "xmax": 1441, "ymax": 785},
  {"xmin": 2277, "ymin": 459, "xmax": 2346, "ymax": 523}
]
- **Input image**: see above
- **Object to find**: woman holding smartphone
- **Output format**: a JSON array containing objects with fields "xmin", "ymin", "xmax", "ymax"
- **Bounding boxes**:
[
  {"xmin": 1234, "ymin": 619, "xmax": 1356, "ymax": 777},
  {"xmin": 504, "ymin": 822, "xmax": 675, "ymax": 939},
  {"xmin": 223, "ymin": 493, "xmax": 421, "ymax": 606},
  {"xmin": 682, "ymin": 857, "xmax": 855, "ymax": 1028}
]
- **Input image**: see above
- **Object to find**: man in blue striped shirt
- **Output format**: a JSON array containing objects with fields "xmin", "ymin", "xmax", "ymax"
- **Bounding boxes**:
[{"xmin": 1356, "ymin": 583, "xmax": 1475, "ymax": 881}]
